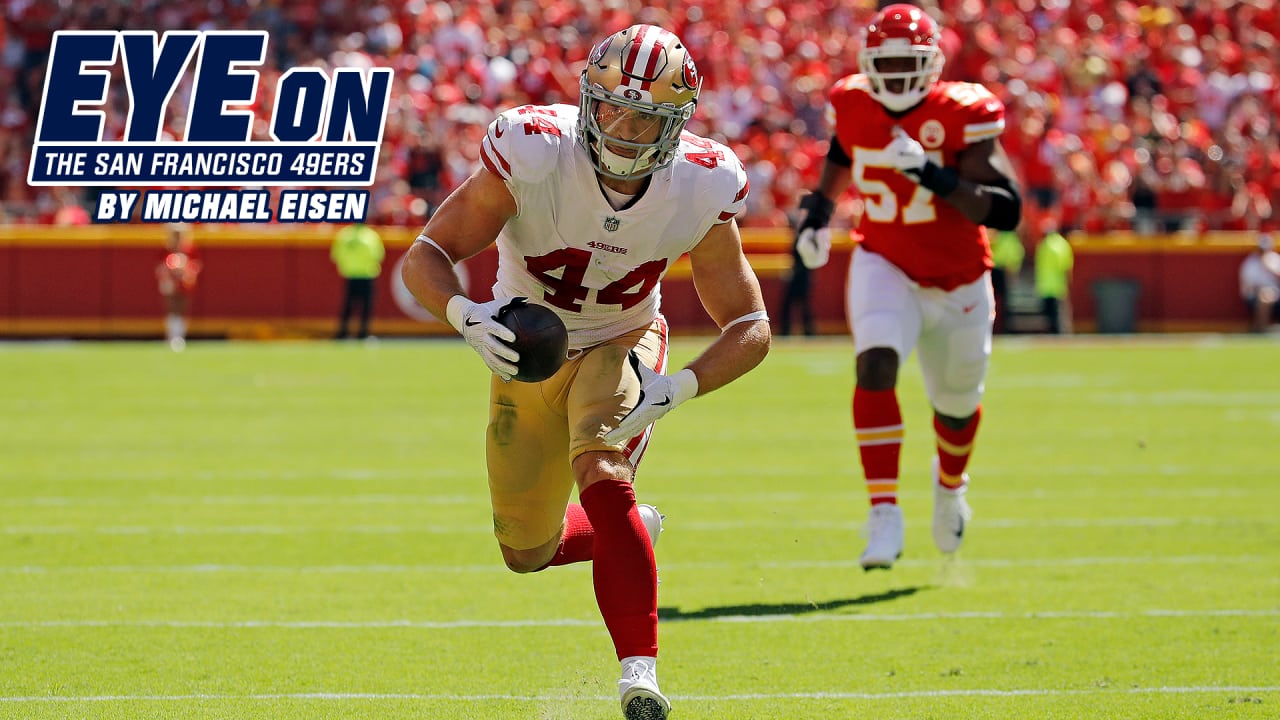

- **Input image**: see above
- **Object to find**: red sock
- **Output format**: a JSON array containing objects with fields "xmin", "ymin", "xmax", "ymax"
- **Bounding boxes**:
[
  {"xmin": 541, "ymin": 503, "xmax": 594, "ymax": 568},
  {"xmin": 854, "ymin": 386, "xmax": 903, "ymax": 505},
  {"xmin": 579, "ymin": 479, "xmax": 658, "ymax": 660},
  {"xmin": 934, "ymin": 405, "xmax": 981, "ymax": 488}
]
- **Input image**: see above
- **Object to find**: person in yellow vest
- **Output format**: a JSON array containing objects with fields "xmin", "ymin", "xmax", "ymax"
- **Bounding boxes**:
[
  {"xmin": 1035, "ymin": 219, "xmax": 1074, "ymax": 334},
  {"xmin": 331, "ymin": 223, "xmax": 385, "ymax": 339},
  {"xmin": 990, "ymin": 228, "xmax": 1025, "ymax": 333}
]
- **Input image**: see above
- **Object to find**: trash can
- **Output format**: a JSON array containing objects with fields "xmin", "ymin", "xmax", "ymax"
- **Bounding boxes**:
[{"xmin": 1091, "ymin": 278, "xmax": 1140, "ymax": 334}]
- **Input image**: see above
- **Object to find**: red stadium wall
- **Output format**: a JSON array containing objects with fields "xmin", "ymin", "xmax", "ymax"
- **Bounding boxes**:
[
  {"xmin": 0, "ymin": 226, "xmax": 1259, "ymax": 338},
  {"xmin": 1066, "ymin": 234, "xmax": 1253, "ymax": 333}
]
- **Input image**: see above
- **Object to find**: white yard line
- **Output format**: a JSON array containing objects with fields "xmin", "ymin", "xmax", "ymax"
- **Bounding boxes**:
[
  {"xmin": 2, "ymin": 482, "xmax": 1273, "ymax": 507},
  {"xmin": 2, "ymin": 553, "xmax": 1275, "ymax": 574},
  {"xmin": 1, "ymin": 494, "xmax": 484, "ymax": 507},
  {"xmin": 0, "ymin": 607, "xmax": 1276, "ymax": 630},
  {"xmin": 0, "ymin": 515, "xmax": 1256, "ymax": 535},
  {"xmin": 0, "ymin": 524, "xmax": 495, "ymax": 535},
  {"xmin": 1, "ymin": 686, "xmax": 1278, "ymax": 703}
]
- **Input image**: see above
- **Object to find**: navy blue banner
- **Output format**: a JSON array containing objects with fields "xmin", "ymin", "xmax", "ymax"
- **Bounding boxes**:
[{"xmin": 29, "ymin": 143, "xmax": 377, "ymax": 185}]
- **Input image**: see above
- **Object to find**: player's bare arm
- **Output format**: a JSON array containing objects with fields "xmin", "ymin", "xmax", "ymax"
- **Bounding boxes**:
[
  {"xmin": 684, "ymin": 219, "xmax": 771, "ymax": 395},
  {"xmin": 793, "ymin": 141, "xmax": 855, "ymax": 269},
  {"xmin": 941, "ymin": 138, "xmax": 1021, "ymax": 229},
  {"xmin": 400, "ymin": 166, "xmax": 516, "ymax": 320},
  {"xmin": 799, "ymin": 144, "xmax": 855, "ymax": 226},
  {"xmin": 401, "ymin": 166, "xmax": 526, "ymax": 381},
  {"xmin": 888, "ymin": 132, "xmax": 1022, "ymax": 231},
  {"xmin": 813, "ymin": 150, "xmax": 854, "ymax": 202},
  {"xmin": 603, "ymin": 220, "xmax": 769, "ymax": 445}
]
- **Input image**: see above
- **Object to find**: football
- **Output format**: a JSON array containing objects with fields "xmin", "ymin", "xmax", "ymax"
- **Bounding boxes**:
[{"xmin": 496, "ymin": 297, "xmax": 569, "ymax": 383}]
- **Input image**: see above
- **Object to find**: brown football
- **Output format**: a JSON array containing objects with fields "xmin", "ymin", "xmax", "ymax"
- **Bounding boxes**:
[{"xmin": 496, "ymin": 298, "xmax": 569, "ymax": 383}]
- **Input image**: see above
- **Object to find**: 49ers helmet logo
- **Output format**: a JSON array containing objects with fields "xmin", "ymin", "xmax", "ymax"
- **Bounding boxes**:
[
  {"xmin": 680, "ymin": 54, "xmax": 700, "ymax": 92},
  {"xmin": 680, "ymin": 55, "xmax": 701, "ymax": 92}
]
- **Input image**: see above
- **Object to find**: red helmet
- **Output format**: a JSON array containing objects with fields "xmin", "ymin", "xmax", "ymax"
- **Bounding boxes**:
[{"xmin": 859, "ymin": 4, "xmax": 945, "ymax": 112}]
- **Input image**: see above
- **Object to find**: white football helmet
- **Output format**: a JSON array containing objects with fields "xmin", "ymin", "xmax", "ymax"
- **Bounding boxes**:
[
  {"xmin": 578, "ymin": 24, "xmax": 701, "ymax": 179},
  {"xmin": 859, "ymin": 4, "xmax": 945, "ymax": 112}
]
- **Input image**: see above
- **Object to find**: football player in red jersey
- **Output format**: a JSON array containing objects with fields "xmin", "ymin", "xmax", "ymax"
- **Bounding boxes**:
[
  {"xmin": 794, "ymin": 4, "xmax": 1022, "ymax": 570},
  {"xmin": 401, "ymin": 25, "xmax": 769, "ymax": 720}
]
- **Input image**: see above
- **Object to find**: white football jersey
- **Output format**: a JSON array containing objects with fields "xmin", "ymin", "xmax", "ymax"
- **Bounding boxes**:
[{"xmin": 479, "ymin": 103, "xmax": 748, "ymax": 349}]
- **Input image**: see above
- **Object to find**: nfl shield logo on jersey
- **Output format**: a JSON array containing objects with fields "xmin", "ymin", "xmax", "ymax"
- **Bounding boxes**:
[{"xmin": 603, "ymin": 216, "xmax": 621, "ymax": 232}]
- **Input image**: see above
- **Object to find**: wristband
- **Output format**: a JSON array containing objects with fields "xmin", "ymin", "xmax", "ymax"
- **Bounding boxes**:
[
  {"xmin": 798, "ymin": 191, "xmax": 835, "ymax": 229},
  {"xmin": 670, "ymin": 368, "xmax": 699, "ymax": 403}
]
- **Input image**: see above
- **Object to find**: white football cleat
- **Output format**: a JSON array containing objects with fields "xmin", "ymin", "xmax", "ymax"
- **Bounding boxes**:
[
  {"xmin": 619, "ymin": 661, "xmax": 670, "ymax": 720},
  {"xmin": 860, "ymin": 503, "xmax": 904, "ymax": 570},
  {"xmin": 637, "ymin": 504, "xmax": 664, "ymax": 548},
  {"xmin": 932, "ymin": 457, "xmax": 972, "ymax": 554}
]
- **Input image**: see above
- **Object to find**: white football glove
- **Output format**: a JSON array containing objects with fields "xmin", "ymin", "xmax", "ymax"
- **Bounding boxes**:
[
  {"xmin": 602, "ymin": 352, "xmax": 699, "ymax": 445},
  {"xmin": 446, "ymin": 295, "xmax": 520, "ymax": 381},
  {"xmin": 884, "ymin": 127, "xmax": 927, "ymax": 176},
  {"xmin": 796, "ymin": 226, "xmax": 831, "ymax": 270}
]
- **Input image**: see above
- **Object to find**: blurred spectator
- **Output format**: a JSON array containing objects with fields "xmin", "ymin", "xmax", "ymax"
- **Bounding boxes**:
[
  {"xmin": 53, "ymin": 188, "xmax": 90, "ymax": 226},
  {"xmin": 778, "ymin": 242, "xmax": 815, "ymax": 337},
  {"xmin": 156, "ymin": 223, "xmax": 201, "ymax": 351},
  {"xmin": 990, "ymin": 228, "xmax": 1026, "ymax": 334},
  {"xmin": 0, "ymin": 1, "xmax": 1278, "ymax": 235},
  {"xmin": 1239, "ymin": 233, "xmax": 1280, "ymax": 332},
  {"xmin": 331, "ymin": 222, "xmax": 385, "ymax": 340},
  {"xmin": 1035, "ymin": 219, "xmax": 1074, "ymax": 335}
]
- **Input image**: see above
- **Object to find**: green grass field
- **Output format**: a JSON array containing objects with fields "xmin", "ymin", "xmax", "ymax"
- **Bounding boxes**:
[{"xmin": 2, "ymin": 335, "xmax": 1278, "ymax": 719}]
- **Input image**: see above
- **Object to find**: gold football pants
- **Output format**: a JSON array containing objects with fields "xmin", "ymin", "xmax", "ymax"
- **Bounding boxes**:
[{"xmin": 486, "ymin": 317, "xmax": 669, "ymax": 550}]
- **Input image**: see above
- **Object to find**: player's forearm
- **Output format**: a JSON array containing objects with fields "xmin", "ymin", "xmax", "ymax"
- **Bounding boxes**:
[
  {"xmin": 941, "ymin": 178, "xmax": 1021, "ymax": 230},
  {"xmin": 680, "ymin": 319, "xmax": 771, "ymax": 397},
  {"xmin": 937, "ymin": 177, "xmax": 995, "ymax": 225},
  {"xmin": 400, "ymin": 238, "xmax": 467, "ymax": 325},
  {"xmin": 916, "ymin": 163, "xmax": 1022, "ymax": 231},
  {"xmin": 815, "ymin": 159, "xmax": 853, "ymax": 203}
]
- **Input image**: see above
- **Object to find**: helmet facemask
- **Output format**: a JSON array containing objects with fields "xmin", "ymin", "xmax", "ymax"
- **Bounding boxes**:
[
  {"xmin": 579, "ymin": 84, "xmax": 694, "ymax": 179},
  {"xmin": 859, "ymin": 42, "xmax": 944, "ymax": 112}
]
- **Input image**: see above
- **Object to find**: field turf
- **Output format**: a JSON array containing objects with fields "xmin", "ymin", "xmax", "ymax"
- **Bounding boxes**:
[{"xmin": 1, "ymin": 335, "xmax": 1277, "ymax": 719}]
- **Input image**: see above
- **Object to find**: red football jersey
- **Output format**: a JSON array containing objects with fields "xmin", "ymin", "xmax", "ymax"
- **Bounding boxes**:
[{"xmin": 829, "ymin": 76, "xmax": 1005, "ymax": 289}]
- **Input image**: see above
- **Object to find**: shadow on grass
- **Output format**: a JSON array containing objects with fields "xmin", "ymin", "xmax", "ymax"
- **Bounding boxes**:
[{"xmin": 657, "ymin": 586, "xmax": 928, "ymax": 622}]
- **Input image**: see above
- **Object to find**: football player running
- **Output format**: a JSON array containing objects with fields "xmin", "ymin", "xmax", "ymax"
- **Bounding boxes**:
[
  {"xmin": 401, "ymin": 25, "xmax": 770, "ymax": 720},
  {"xmin": 794, "ymin": 4, "xmax": 1021, "ymax": 570}
]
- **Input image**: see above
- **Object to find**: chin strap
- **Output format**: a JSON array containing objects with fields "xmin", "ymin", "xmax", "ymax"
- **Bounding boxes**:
[{"xmin": 599, "ymin": 143, "xmax": 658, "ymax": 176}]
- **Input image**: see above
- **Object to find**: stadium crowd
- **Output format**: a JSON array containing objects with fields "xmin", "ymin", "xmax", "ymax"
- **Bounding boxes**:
[{"xmin": 2, "ymin": 0, "xmax": 1278, "ymax": 235}]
